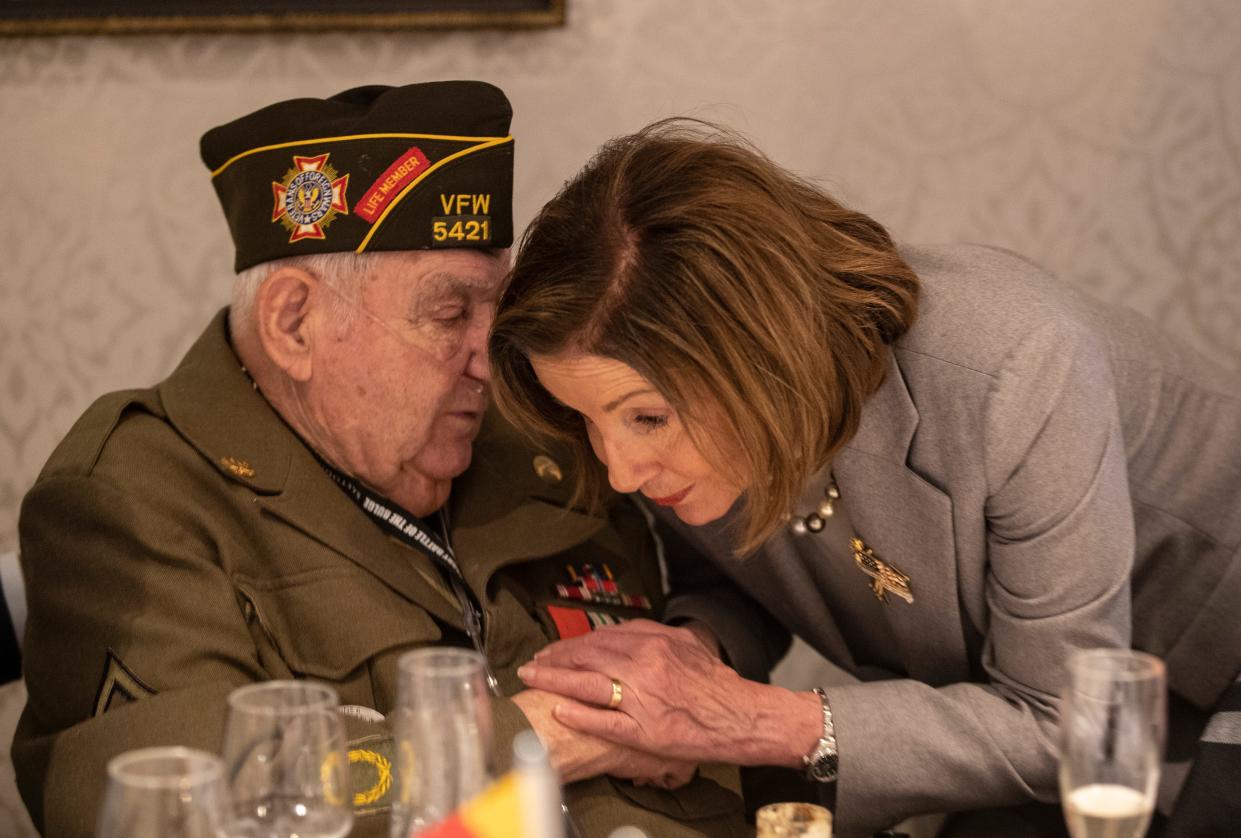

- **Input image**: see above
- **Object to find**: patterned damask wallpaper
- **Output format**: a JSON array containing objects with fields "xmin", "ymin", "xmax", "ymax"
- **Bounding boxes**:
[
  {"xmin": 1, "ymin": 0, "xmax": 1239, "ymax": 556},
  {"xmin": 0, "ymin": 3, "xmax": 1238, "ymax": 831}
]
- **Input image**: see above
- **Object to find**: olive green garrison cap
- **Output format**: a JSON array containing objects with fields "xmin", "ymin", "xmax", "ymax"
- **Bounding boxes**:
[{"xmin": 201, "ymin": 80, "xmax": 514, "ymax": 272}]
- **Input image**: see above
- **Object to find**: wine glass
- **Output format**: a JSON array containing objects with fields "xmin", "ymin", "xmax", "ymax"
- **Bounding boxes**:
[
  {"xmin": 221, "ymin": 680, "xmax": 353, "ymax": 838},
  {"xmin": 1059, "ymin": 649, "xmax": 1166, "ymax": 838},
  {"xmin": 97, "ymin": 746, "xmax": 231, "ymax": 838},
  {"xmin": 390, "ymin": 647, "xmax": 494, "ymax": 837}
]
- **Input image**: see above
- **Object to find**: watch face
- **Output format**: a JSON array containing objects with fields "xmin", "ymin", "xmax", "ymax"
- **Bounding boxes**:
[{"xmin": 810, "ymin": 752, "xmax": 839, "ymax": 782}]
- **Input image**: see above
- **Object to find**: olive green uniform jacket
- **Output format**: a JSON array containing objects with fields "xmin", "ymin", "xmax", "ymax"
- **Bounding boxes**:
[{"xmin": 14, "ymin": 310, "xmax": 746, "ymax": 838}]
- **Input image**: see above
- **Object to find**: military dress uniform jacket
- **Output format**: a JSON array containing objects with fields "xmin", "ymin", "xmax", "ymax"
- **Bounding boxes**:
[
  {"xmin": 663, "ymin": 244, "xmax": 1241, "ymax": 837},
  {"xmin": 14, "ymin": 310, "xmax": 747, "ymax": 838}
]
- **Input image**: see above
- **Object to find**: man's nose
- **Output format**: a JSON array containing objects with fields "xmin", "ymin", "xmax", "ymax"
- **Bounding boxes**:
[{"xmin": 463, "ymin": 309, "xmax": 493, "ymax": 383}]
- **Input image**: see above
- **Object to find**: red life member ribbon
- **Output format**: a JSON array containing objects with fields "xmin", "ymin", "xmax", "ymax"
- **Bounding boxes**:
[{"xmin": 355, "ymin": 146, "xmax": 431, "ymax": 223}]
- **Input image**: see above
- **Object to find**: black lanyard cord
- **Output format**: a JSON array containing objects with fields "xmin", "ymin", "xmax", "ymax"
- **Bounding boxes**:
[{"xmin": 317, "ymin": 459, "xmax": 500, "ymax": 695}]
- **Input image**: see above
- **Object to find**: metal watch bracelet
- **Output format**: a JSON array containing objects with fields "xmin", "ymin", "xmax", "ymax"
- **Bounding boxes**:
[{"xmin": 802, "ymin": 687, "xmax": 839, "ymax": 783}]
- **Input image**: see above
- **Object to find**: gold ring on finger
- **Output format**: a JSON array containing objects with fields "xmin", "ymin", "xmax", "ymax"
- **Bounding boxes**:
[{"xmin": 608, "ymin": 677, "xmax": 623, "ymax": 709}]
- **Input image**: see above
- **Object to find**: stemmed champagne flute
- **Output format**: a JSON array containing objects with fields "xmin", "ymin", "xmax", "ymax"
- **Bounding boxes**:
[
  {"xmin": 221, "ymin": 680, "xmax": 353, "ymax": 838},
  {"xmin": 1059, "ymin": 649, "xmax": 1166, "ymax": 838},
  {"xmin": 390, "ymin": 647, "xmax": 494, "ymax": 837},
  {"xmin": 97, "ymin": 746, "xmax": 231, "ymax": 838}
]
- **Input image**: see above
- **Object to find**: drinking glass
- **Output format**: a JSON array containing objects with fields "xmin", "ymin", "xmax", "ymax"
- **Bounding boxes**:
[
  {"xmin": 390, "ymin": 647, "xmax": 494, "ymax": 837},
  {"xmin": 513, "ymin": 729, "xmax": 566, "ymax": 838},
  {"xmin": 756, "ymin": 802, "xmax": 833, "ymax": 837},
  {"xmin": 97, "ymin": 746, "xmax": 231, "ymax": 838},
  {"xmin": 1059, "ymin": 649, "xmax": 1166, "ymax": 838},
  {"xmin": 221, "ymin": 680, "xmax": 352, "ymax": 838}
]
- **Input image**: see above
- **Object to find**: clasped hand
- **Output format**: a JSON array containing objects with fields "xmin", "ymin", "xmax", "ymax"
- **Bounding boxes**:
[
  {"xmin": 517, "ymin": 619, "xmax": 800, "ymax": 768},
  {"xmin": 511, "ymin": 688, "xmax": 695, "ymax": 789}
]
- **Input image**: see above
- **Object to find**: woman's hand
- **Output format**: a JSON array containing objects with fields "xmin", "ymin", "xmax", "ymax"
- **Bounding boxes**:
[
  {"xmin": 511, "ymin": 688, "xmax": 696, "ymax": 788},
  {"xmin": 516, "ymin": 619, "xmax": 821, "ymax": 768}
]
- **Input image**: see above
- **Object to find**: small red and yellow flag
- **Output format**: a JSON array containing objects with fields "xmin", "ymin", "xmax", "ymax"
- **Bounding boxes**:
[{"xmin": 414, "ymin": 773, "xmax": 527, "ymax": 838}]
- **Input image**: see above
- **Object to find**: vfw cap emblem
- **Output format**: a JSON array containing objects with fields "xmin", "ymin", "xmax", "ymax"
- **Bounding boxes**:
[{"xmin": 271, "ymin": 154, "xmax": 350, "ymax": 242}]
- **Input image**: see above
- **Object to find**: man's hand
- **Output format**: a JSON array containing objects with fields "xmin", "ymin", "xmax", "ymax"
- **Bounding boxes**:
[
  {"xmin": 516, "ymin": 619, "xmax": 821, "ymax": 769},
  {"xmin": 510, "ymin": 688, "xmax": 696, "ymax": 788}
]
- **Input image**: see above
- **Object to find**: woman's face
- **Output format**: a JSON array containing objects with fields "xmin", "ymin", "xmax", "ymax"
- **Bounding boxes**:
[{"xmin": 530, "ymin": 352, "xmax": 744, "ymax": 526}]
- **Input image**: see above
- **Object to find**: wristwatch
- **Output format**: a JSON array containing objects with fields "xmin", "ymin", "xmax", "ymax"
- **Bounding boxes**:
[{"xmin": 802, "ymin": 687, "xmax": 839, "ymax": 783}]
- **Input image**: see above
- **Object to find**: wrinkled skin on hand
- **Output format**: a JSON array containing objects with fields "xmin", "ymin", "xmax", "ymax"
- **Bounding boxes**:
[
  {"xmin": 517, "ymin": 620, "xmax": 820, "ymax": 769},
  {"xmin": 511, "ymin": 688, "xmax": 697, "ymax": 788}
]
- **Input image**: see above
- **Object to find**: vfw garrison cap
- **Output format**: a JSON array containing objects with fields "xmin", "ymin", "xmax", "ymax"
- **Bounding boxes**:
[{"xmin": 201, "ymin": 81, "xmax": 514, "ymax": 272}]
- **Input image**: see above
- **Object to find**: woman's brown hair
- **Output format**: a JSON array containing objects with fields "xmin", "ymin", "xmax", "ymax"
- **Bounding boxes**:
[{"xmin": 490, "ymin": 119, "xmax": 919, "ymax": 553}]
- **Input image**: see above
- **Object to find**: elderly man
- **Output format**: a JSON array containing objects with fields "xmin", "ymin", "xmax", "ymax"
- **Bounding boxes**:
[{"xmin": 13, "ymin": 82, "xmax": 746, "ymax": 837}]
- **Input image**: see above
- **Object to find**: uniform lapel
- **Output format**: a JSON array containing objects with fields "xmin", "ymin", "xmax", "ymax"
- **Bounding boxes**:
[
  {"xmin": 447, "ymin": 410, "xmax": 607, "ymax": 600},
  {"xmin": 832, "ymin": 354, "xmax": 969, "ymax": 686},
  {"xmin": 258, "ymin": 450, "xmax": 465, "ymax": 629},
  {"xmin": 161, "ymin": 309, "xmax": 464, "ymax": 629}
]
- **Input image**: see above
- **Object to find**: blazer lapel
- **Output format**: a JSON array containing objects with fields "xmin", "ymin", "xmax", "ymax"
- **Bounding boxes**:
[
  {"xmin": 833, "ymin": 354, "xmax": 969, "ymax": 686},
  {"xmin": 758, "ymin": 534, "xmax": 858, "ymax": 672},
  {"xmin": 650, "ymin": 493, "xmax": 860, "ymax": 673},
  {"xmin": 161, "ymin": 309, "xmax": 464, "ymax": 629},
  {"xmin": 739, "ymin": 472, "xmax": 859, "ymax": 671}
]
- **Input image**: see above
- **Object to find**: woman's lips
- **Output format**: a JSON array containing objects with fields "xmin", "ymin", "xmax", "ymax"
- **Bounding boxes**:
[{"xmin": 649, "ymin": 486, "xmax": 692, "ymax": 506}]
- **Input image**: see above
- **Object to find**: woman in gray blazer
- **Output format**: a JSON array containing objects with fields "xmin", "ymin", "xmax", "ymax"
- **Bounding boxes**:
[{"xmin": 489, "ymin": 120, "xmax": 1241, "ymax": 837}]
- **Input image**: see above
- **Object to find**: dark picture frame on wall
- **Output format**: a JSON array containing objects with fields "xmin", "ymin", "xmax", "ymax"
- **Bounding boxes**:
[{"xmin": 0, "ymin": 0, "xmax": 565, "ymax": 36}]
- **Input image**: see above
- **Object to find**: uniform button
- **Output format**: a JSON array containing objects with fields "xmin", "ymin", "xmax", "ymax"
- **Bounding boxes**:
[{"xmin": 532, "ymin": 454, "xmax": 563, "ymax": 485}]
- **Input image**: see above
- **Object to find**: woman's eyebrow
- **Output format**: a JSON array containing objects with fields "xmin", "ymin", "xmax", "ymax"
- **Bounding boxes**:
[{"xmin": 603, "ymin": 389, "xmax": 658, "ymax": 412}]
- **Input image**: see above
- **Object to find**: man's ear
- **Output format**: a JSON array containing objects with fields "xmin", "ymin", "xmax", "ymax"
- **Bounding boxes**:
[{"xmin": 255, "ymin": 266, "xmax": 320, "ymax": 382}]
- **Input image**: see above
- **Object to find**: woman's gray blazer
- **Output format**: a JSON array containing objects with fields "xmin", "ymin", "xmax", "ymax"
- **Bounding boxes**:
[{"xmin": 662, "ymin": 244, "xmax": 1241, "ymax": 836}]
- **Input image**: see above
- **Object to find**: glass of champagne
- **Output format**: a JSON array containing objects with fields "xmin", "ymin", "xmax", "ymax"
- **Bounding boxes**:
[
  {"xmin": 221, "ymin": 680, "xmax": 353, "ymax": 838},
  {"xmin": 1059, "ymin": 649, "xmax": 1165, "ymax": 838},
  {"xmin": 390, "ymin": 647, "xmax": 494, "ymax": 837},
  {"xmin": 97, "ymin": 746, "xmax": 231, "ymax": 838}
]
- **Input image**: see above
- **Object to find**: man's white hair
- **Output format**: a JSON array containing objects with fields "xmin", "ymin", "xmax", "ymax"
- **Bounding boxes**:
[{"xmin": 230, "ymin": 251, "xmax": 376, "ymax": 336}]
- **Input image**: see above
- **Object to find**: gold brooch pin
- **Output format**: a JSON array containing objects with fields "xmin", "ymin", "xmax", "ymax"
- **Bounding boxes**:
[
  {"xmin": 220, "ymin": 456, "xmax": 255, "ymax": 479},
  {"xmin": 850, "ymin": 537, "xmax": 913, "ymax": 604},
  {"xmin": 532, "ymin": 454, "xmax": 563, "ymax": 485}
]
